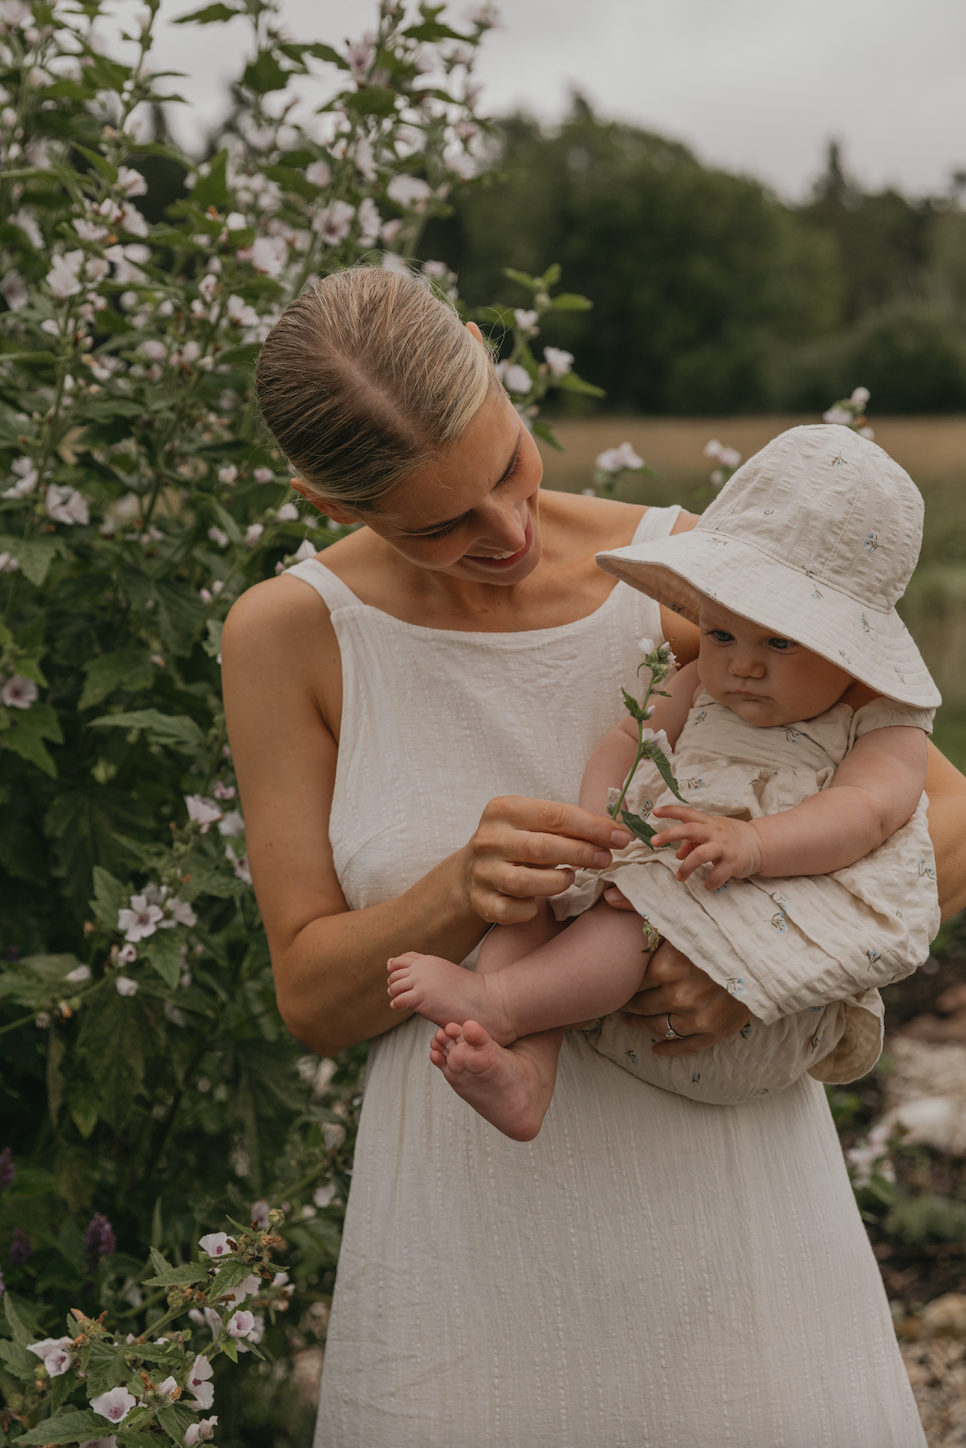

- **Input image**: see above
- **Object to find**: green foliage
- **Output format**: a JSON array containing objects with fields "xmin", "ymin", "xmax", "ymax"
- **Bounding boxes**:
[{"xmin": 885, "ymin": 1191, "xmax": 966, "ymax": 1247}]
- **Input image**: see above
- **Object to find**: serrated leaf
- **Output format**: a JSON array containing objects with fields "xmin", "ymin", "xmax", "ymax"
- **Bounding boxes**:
[
  {"xmin": 16, "ymin": 1410, "xmax": 111, "ymax": 1445},
  {"xmin": 192, "ymin": 149, "xmax": 229, "ymax": 211},
  {"xmin": 621, "ymin": 686, "xmax": 647, "ymax": 722},
  {"xmin": 142, "ymin": 930, "xmax": 183, "ymax": 989},
  {"xmin": 642, "ymin": 742, "xmax": 686, "ymax": 803},
  {"xmin": 173, "ymin": 0, "xmax": 241, "ymax": 19},
  {"xmin": 279, "ymin": 40, "xmax": 345, "ymax": 66},
  {"xmin": 90, "ymin": 865, "xmax": 128, "ymax": 931},
  {"xmin": 71, "ymin": 142, "xmax": 118, "ymax": 183},
  {"xmin": 89, "ymin": 709, "xmax": 206, "ymax": 756},
  {"xmin": 143, "ymin": 1262, "xmax": 207, "ymax": 1287},
  {"xmin": 1, "ymin": 702, "xmax": 62, "ymax": 775},
  {"xmin": 243, "ymin": 49, "xmax": 288, "ymax": 94},
  {"xmin": 220, "ymin": 1335, "xmax": 238, "ymax": 1363},
  {"xmin": 342, "ymin": 85, "xmax": 397, "ymax": 119},
  {"xmin": 403, "ymin": 19, "xmax": 467, "ymax": 40},
  {"xmin": 554, "ymin": 371, "xmax": 606, "ymax": 397},
  {"xmin": 4, "ymin": 1292, "xmax": 44, "ymax": 1345},
  {"xmin": 80, "ymin": 651, "xmax": 154, "ymax": 710},
  {"xmin": 0, "ymin": 1337, "xmax": 39, "ymax": 1379}
]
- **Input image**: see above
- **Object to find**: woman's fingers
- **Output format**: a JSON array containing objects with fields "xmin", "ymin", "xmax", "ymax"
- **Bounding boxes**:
[
  {"xmin": 621, "ymin": 939, "xmax": 750, "ymax": 1049},
  {"xmin": 602, "ymin": 885, "xmax": 638, "ymax": 911}
]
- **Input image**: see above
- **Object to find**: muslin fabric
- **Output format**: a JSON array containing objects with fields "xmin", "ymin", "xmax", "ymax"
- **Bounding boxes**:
[
  {"xmin": 554, "ymin": 691, "xmax": 938, "ymax": 1105},
  {"xmin": 288, "ymin": 506, "xmax": 924, "ymax": 1448}
]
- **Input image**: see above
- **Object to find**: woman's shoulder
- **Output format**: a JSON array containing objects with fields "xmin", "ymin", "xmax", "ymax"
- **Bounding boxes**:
[{"xmin": 540, "ymin": 491, "xmax": 698, "ymax": 549}]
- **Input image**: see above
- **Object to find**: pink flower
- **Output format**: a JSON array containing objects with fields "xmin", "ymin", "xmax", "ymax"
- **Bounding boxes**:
[
  {"xmin": 47, "ymin": 250, "xmax": 83, "ymax": 299},
  {"xmin": 217, "ymin": 808, "xmax": 245, "ymax": 837},
  {"xmin": 117, "ymin": 166, "xmax": 147, "ymax": 197},
  {"xmin": 313, "ymin": 200, "xmax": 354, "ymax": 247},
  {"xmin": 250, "ymin": 1198, "xmax": 271, "ymax": 1229},
  {"xmin": 187, "ymin": 1354, "xmax": 214, "ymax": 1390},
  {"xmin": 276, "ymin": 502, "xmax": 299, "ymax": 521},
  {"xmin": 117, "ymin": 943, "xmax": 138, "ymax": 965},
  {"xmin": 253, "ymin": 467, "xmax": 274, "ymax": 484},
  {"xmin": 90, "ymin": 1386, "xmax": 137, "ymax": 1423},
  {"xmin": 387, "ymin": 175, "xmax": 431, "ymax": 210},
  {"xmin": 212, "ymin": 780, "xmax": 236, "ymax": 800},
  {"xmin": 115, "ymin": 976, "xmax": 139, "ymax": 997},
  {"xmin": 185, "ymin": 795, "xmax": 222, "ymax": 833},
  {"xmin": 357, "ymin": 196, "xmax": 381, "ymax": 247},
  {"xmin": 222, "ymin": 1271, "xmax": 261, "ymax": 1304},
  {"xmin": 252, "ymin": 234, "xmax": 288, "ymax": 278},
  {"xmin": 118, "ymin": 894, "xmax": 164, "ymax": 942},
  {"xmin": 207, "ymin": 525, "xmax": 229, "ymax": 549},
  {"xmin": 227, "ymin": 1309, "xmax": 255, "ymax": 1339},
  {"xmin": 244, "ymin": 523, "xmax": 264, "ymax": 547},
  {"xmin": 225, "ymin": 294, "xmax": 259, "ymax": 328},
  {"xmin": 217, "ymin": 464, "xmax": 238, "ymax": 485},
  {"xmin": 189, "ymin": 1380, "xmax": 216, "ymax": 1411},
  {"xmin": 1, "ymin": 270, "xmax": 28, "ymax": 310},
  {"xmin": 0, "ymin": 674, "xmax": 38, "ymax": 709},
  {"xmin": 305, "ymin": 160, "xmax": 331, "ymax": 188},
  {"xmin": 226, "ymin": 846, "xmax": 252, "ymax": 884},
  {"xmin": 28, "ymin": 1336, "xmax": 72, "ymax": 1364},
  {"xmin": 596, "ymin": 442, "xmax": 644, "ymax": 473},
  {"xmin": 500, "ymin": 363, "xmax": 531, "ymax": 395},
  {"xmin": 345, "ymin": 32, "xmax": 376, "ymax": 82}
]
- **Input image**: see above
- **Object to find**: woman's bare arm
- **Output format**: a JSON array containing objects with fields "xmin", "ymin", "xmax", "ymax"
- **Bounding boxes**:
[
  {"xmin": 221, "ymin": 579, "xmax": 632, "ymax": 1055},
  {"xmin": 926, "ymin": 740, "xmax": 966, "ymax": 919}
]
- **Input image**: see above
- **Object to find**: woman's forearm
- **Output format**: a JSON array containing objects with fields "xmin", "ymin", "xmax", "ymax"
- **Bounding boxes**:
[{"xmin": 274, "ymin": 849, "xmax": 487, "ymax": 1056}]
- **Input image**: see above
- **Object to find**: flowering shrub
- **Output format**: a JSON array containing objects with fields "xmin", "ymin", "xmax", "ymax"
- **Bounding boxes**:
[{"xmin": 0, "ymin": 0, "xmax": 611, "ymax": 1438}]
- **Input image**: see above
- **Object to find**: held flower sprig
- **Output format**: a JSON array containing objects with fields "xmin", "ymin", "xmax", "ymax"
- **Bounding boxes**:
[{"xmin": 607, "ymin": 638, "xmax": 685, "ymax": 846}]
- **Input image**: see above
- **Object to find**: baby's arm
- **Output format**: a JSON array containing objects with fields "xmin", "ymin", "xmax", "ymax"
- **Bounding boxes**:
[
  {"xmin": 651, "ymin": 723, "xmax": 929, "ymax": 889},
  {"xmin": 578, "ymin": 661, "xmax": 699, "ymax": 815}
]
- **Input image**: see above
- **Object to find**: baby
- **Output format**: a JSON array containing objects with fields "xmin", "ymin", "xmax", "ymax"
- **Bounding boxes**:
[{"xmin": 388, "ymin": 425, "xmax": 941, "ymax": 1140}]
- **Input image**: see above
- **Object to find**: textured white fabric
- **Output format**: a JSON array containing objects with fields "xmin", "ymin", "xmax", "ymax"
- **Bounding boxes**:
[
  {"xmin": 289, "ymin": 506, "xmax": 924, "ymax": 1448},
  {"xmin": 555, "ymin": 691, "xmax": 939, "ymax": 1103}
]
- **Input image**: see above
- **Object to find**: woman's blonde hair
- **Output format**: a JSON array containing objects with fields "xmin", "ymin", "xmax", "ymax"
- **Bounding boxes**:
[{"xmin": 255, "ymin": 266, "xmax": 495, "ymax": 510}]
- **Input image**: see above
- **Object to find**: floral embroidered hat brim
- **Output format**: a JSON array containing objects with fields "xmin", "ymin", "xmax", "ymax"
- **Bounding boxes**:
[{"xmin": 595, "ymin": 423, "xmax": 941, "ymax": 709}]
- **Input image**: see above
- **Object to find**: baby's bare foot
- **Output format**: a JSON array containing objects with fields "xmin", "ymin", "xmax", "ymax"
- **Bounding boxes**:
[
  {"xmin": 429, "ymin": 1021, "xmax": 554, "ymax": 1142},
  {"xmin": 387, "ymin": 952, "xmax": 515, "ymax": 1044}
]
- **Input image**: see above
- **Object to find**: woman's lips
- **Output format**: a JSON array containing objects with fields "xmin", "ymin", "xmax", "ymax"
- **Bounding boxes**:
[{"xmin": 465, "ymin": 514, "xmax": 533, "ymax": 570}]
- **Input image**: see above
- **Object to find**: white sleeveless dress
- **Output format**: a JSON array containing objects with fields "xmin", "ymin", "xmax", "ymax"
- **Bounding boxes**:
[{"xmin": 288, "ymin": 506, "xmax": 923, "ymax": 1448}]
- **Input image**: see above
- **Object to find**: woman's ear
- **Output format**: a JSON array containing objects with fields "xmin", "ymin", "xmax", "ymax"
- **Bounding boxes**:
[
  {"xmin": 289, "ymin": 476, "xmax": 357, "ymax": 526},
  {"xmin": 465, "ymin": 320, "xmax": 484, "ymax": 344}
]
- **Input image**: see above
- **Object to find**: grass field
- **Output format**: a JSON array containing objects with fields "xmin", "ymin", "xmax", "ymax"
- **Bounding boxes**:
[{"xmin": 538, "ymin": 417, "xmax": 966, "ymax": 769}]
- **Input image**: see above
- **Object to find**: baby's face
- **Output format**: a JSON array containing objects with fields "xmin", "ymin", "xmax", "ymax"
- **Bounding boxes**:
[{"xmin": 697, "ymin": 601, "xmax": 853, "ymax": 728}]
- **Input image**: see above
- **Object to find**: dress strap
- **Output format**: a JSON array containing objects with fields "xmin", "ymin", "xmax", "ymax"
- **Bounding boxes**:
[
  {"xmin": 632, "ymin": 504, "xmax": 682, "ymax": 544},
  {"xmin": 285, "ymin": 558, "xmax": 361, "ymax": 614}
]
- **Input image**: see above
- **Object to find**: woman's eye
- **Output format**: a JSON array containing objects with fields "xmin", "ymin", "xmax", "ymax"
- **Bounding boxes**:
[{"xmin": 421, "ymin": 520, "xmax": 461, "ymax": 541}]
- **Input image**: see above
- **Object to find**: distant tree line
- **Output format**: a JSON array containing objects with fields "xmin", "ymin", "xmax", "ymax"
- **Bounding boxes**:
[{"xmin": 423, "ymin": 100, "xmax": 966, "ymax": 414}]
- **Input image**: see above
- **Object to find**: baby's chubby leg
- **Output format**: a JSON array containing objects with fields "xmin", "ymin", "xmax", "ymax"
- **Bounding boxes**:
[
  {"xmin": 476, "ymin": 899, "xmax": 564, "ymax": 972},
  {"xmin": 388, "ymin": 901, "xmax": 651, "ymax": 1043}
]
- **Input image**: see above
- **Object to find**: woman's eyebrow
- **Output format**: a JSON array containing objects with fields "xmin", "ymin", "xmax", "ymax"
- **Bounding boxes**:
[{"xmin": 400, "ymin": 435, "xmax": 522, "ymax": 536}]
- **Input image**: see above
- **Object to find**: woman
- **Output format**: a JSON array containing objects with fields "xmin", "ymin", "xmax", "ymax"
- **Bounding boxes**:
[{"xmin": 223, "ymin": 268, "xmax": 965, "ymax": 1446}]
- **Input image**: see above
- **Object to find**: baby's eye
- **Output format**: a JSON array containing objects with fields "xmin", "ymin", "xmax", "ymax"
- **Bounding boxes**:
[
  {"xmin": 768, "ymin": 637, "xmax": 792, "ymax": 651},
  {"xmin": 709, "ymin": 630, "xmax": 734, "ymax": 644}
]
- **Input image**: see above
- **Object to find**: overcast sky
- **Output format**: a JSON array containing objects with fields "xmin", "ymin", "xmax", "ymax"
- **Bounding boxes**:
[{"xmin": 139, "ymin": 0, "xmax": 966, "ymax": 201}]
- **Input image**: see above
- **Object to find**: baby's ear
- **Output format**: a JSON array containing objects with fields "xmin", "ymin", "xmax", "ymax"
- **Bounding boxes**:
[{"xmin": 841, "ymin": 679, "xmax": 878, "ymax": 709}]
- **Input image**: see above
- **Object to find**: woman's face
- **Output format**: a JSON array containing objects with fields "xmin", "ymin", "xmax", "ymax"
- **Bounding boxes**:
[{"xmin": 322, "ymin": 383, "xmax": 546, "ymax": 586}]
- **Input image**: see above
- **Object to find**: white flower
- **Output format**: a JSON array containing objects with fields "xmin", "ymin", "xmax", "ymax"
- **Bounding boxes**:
[
  {"xmin": 543, "ymin": 346, "xmax": 573, "ymax": 379},
  {"xmin": 47, "ymin": 250, "xmax": 83, "ymax": 299},
  {"xmin": 115, "ymin": 975, "xmax": 139, "ymax": 997},
  {"xmin": 198, "ymin": 272, "xmax": 218, "ymax": 304},
  {"xmin": 227, "ymin": 1309, "xmax": 255, "ymax": 1339},
  {"xmin": 277, "ymin": 502, "xmax": 300, "ymax": 521},
  {"xmin": 157, "ymin": 1375, "xmax": 180, "ymax": 1400},
  {"xmin": 313, "ymin": 199, "xmax": 355, "ymax": 246},
  {"xmin": 28, "ymin": 1336, "xmax": 72, "ymax": 1364},
  {"xmin": 213, "ymin": 780, "xmax": 236, "ymax": 800},
  {"xmin": 118, "ymin": 894, "xmax": 164, "ymax": 942},
  {"xmin": 305, "ymin": 159, "xmax": 331, "ymax": 188},
  {"xmin": 90, "ymin": 1386, "xmax": 137, "ymax": 1423},
  {"xmin": 638, "ymin": 637, "xmax": 656, "ymax": 656},
  {"xmin": 357, "ymin": 196, "xmax": 381, "ymax": 247},
  {"xmin": 217, "ymin": 809, "xmax": 245, "ymax": 837},
  {"xmin": 513, "ymin": 308, "xmax": 537, "ymax": 332},
  {"xmin": 185, "ymin": 795, "xmax": 222, "ymax": 833},
  {"xmin": 217, "ymin": 464, "xmax": 238, "ymax": 485},
  {"xmin": 44, "ymin": 1346, "xmax": 73, "ymax": 1376},
  {"xmin": 226, "ymin": 846, "xmax": 252, "ymax": 884},
  {"xmin": 3, "ymin": 456, "xmax": 38, "ymax": 498},
  {"xmin": 253, "ymin": 467, "xmax": 274, "ymax": 484},
  {"xmin": 189, "ymin": 1382, "xmax": 216, "ymax": 1412},
  {"xmin": 381, "ymin": 218, "xmax": 402, "ymax": 245},
  {"xmin": 168, "ymin": 897, "xmax": 197, "ymax": 927},
  {"xmin": 222, "ymin": 1271, "xmax": 261, "ymax": 1304},
  {"xmin": 184, "ymin": 1419, "xmax": 218, "ymax": 1445},
  {"xmin": 823, "ymin": 405, "xmax": 853, "ymax": 426},
  {"xmin": 117, "ymin": 166, "xmax": 147, "ymax": 197},
  {"xmin": 250, "ymin": 1199, "xmax": 271, "ymax": 1228},
  {"xmin": 291, "ymin": 539, "xmax": 316, "ymax": 563},
  {"xmin": 225, "ymin": 295, "xmax": 259, "ymax": 328},
  {"xmin": 244, "ymin": 523, "xmax": 264, "ymax": 547},
  {"xmin": 207, "ymin": 526, "xmax": 229, "ymax": 549},
  {"xmin": 164, "ymin": 1001, "xmax": 186, "ymax": 1026},
  {"xmin": 119, "ymin": 202, "xmax": 148, "ymax": 237},
  {"xmin": 46, "ymin": 485, "xmax": 90, "ymax": 526},
  {"xmin": 0, "ymin": 552, "xmax": 21, "ymax": 573},
  {"xmin": 596, "ymin": 442, "xmax": 644, "ymax": 473},
  {"xmin": 252, "ymin": 234, "xmax": 288, "ymax": 278},
  {"xmin": 345, "ymin": 32, "xmax": 376, "ymax": 81},
  {"xmin": 187, "ymin": 1354, "xmax": 214, "ymax": 1390},
  {"xmin": 10, "ymin": 209, "xmax": 43, "ymax": 248},
  {"xmin": 381, "ymin": 252, "xmax": 409, "ymax": 275},
  {"xmin": 199, "ymin": 1231, "xmax": 234, "ymax": 1258},
  {"xmin": 851, "ymin": 386, "xmax": 870, "ymax": 407},
  {"xmin": 66, "ymin": 964, "xmax": 91, "ymax": 984},
  {"xmin": 313, "ymin": 1183, "xmax": 336, "ymax": 1208},
  {"xmin": 387, "ymin": 174, "xmax": 431, "ymax": 209},
  {"xmin": 858, "ymin": 425, "xmax": 875, "ymax": 440},
  {"xmin": 117, "ymin": 943, "xmax": 138, "ymax": 965},
  {"xmin": 642, "ymin": 727, "xmax": 671, "ymax": 757},
  {"xmin": 0, "ymin": 270, "xmax": 28, "ymax": 310},
  {"xmin": 75, "ymin": 218, "xmax": 110, "ymax": 243},
  {"xmin": 501, "ymin": 363, "xmax": 531, "ymax": 395},
  {"xmin": 0, "ymin": 674, "xmax": 38, "ymax": 709}
]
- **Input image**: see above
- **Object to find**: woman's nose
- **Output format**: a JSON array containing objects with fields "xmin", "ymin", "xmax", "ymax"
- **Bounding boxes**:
[{"xmin": 479, "ymin": 498, "xmax": 526, "ymax": 552}]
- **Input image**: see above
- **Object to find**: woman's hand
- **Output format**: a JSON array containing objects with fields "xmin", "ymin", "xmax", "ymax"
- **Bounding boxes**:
[
  {"xmin": 621, "ymin": 939, "xmax": 751, "ymax": 1056},
  {"xmin": 459, "ymin": 796, "xmax": 632, "ymax": 925}
]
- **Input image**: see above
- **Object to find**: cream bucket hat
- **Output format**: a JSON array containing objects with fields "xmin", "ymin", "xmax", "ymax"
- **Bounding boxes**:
[{"xmin": 596, "ymin": 424, "xmax": 940, "ymax": 709}]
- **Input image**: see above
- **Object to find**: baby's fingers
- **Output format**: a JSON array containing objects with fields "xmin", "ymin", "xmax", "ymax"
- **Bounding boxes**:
[{"xmin": 674, "ymin": 842, "xmax": 724, "ymax": 882}]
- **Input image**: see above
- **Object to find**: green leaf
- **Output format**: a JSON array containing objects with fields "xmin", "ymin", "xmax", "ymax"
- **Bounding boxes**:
[
  {"xmin": 0, "ymin": 1337, "xmax": 39, "ymax": 1379},
  {"xmin": 5, "ymin": 1292, "xmax": 43, "ymax": 1345},
  {"xmin": 343, "ymin": 86, "xmax": 398, "ymax": 119},
  {"xmin": 203, "ymin": 618, "xmax": 223, "ymax": 659},
  {"xmin": 547, "ymin": 292, "xmax": 593, "ymax": 311},
  {"xmin": 89, "ymin": 708, "xmax": 206, "ymax": 756},
  {"xmin": 554, "ymin": 371, "xmax": 606, "ymax": 398},
  {"xmin": 502, "ymin": 267, "xmax": 537, "ymax": 291},
  {"xmin": 192, "ymin": 149, "xmax": 229, "ymax": 211},
  {"xmin": 85, "ymin": 1339, "xmax": 132, "ymax": 1396},
  {"xmin": 80, "ymin": 652, "xmax": 155, "ymax": 710},
  {"xmin": 47, "ymin": 1023, "xmax": 66, "ymax": 1126},
  {"xmin": 531, "ymin": 420, "xmax": 563, "ymax": 452},
  {"xmin": 220, "ymin": 1335, "xmax": 239, "ymax": 1363},
  {"xmin": 72, "ymin": 142, "xmax": 119, "ymax": 183},
  {"xmin": 142, "ymin": 930, "xmax": 183, "ymax": 989},
  {"xmin": 621, "ymin": 685, "xmax": 648, "ymax": 723},
  {"xmin": 1, "ymin": 702, "xmax": 62, "ymax": 776},
  {"xmin": 242, "ymin": 49, "xmax": 289, "ymax": 94},
  {"xmin": 279, "ymin": 40, "xmax": 345, "ymax": 66},
  {"xmin": 173, "ymin": 0, "xmax": 241, "ymax": 19},
  {"xmin": 403, "ymin": 20, "xmax": 467, "ymax": 40},
  {"xmin": 90, "ymin": 865, "xmax": 128, "ymax": 930},
  {"xmin": 642, "ymin": 741, "xmax": 687, "ymax": 803},
  {"xmin": 16, "ymin": 1410, "xmax": 112, "ymax": 1445},
  {"xmin": 0, "ymin": 532, "xmax": 64, "ymax": 586}
]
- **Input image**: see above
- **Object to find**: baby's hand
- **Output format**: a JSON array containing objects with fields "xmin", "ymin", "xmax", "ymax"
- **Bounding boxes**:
[{"xmin": 649, "ymin": 805, "xmax": 763, "ymax": 890}]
